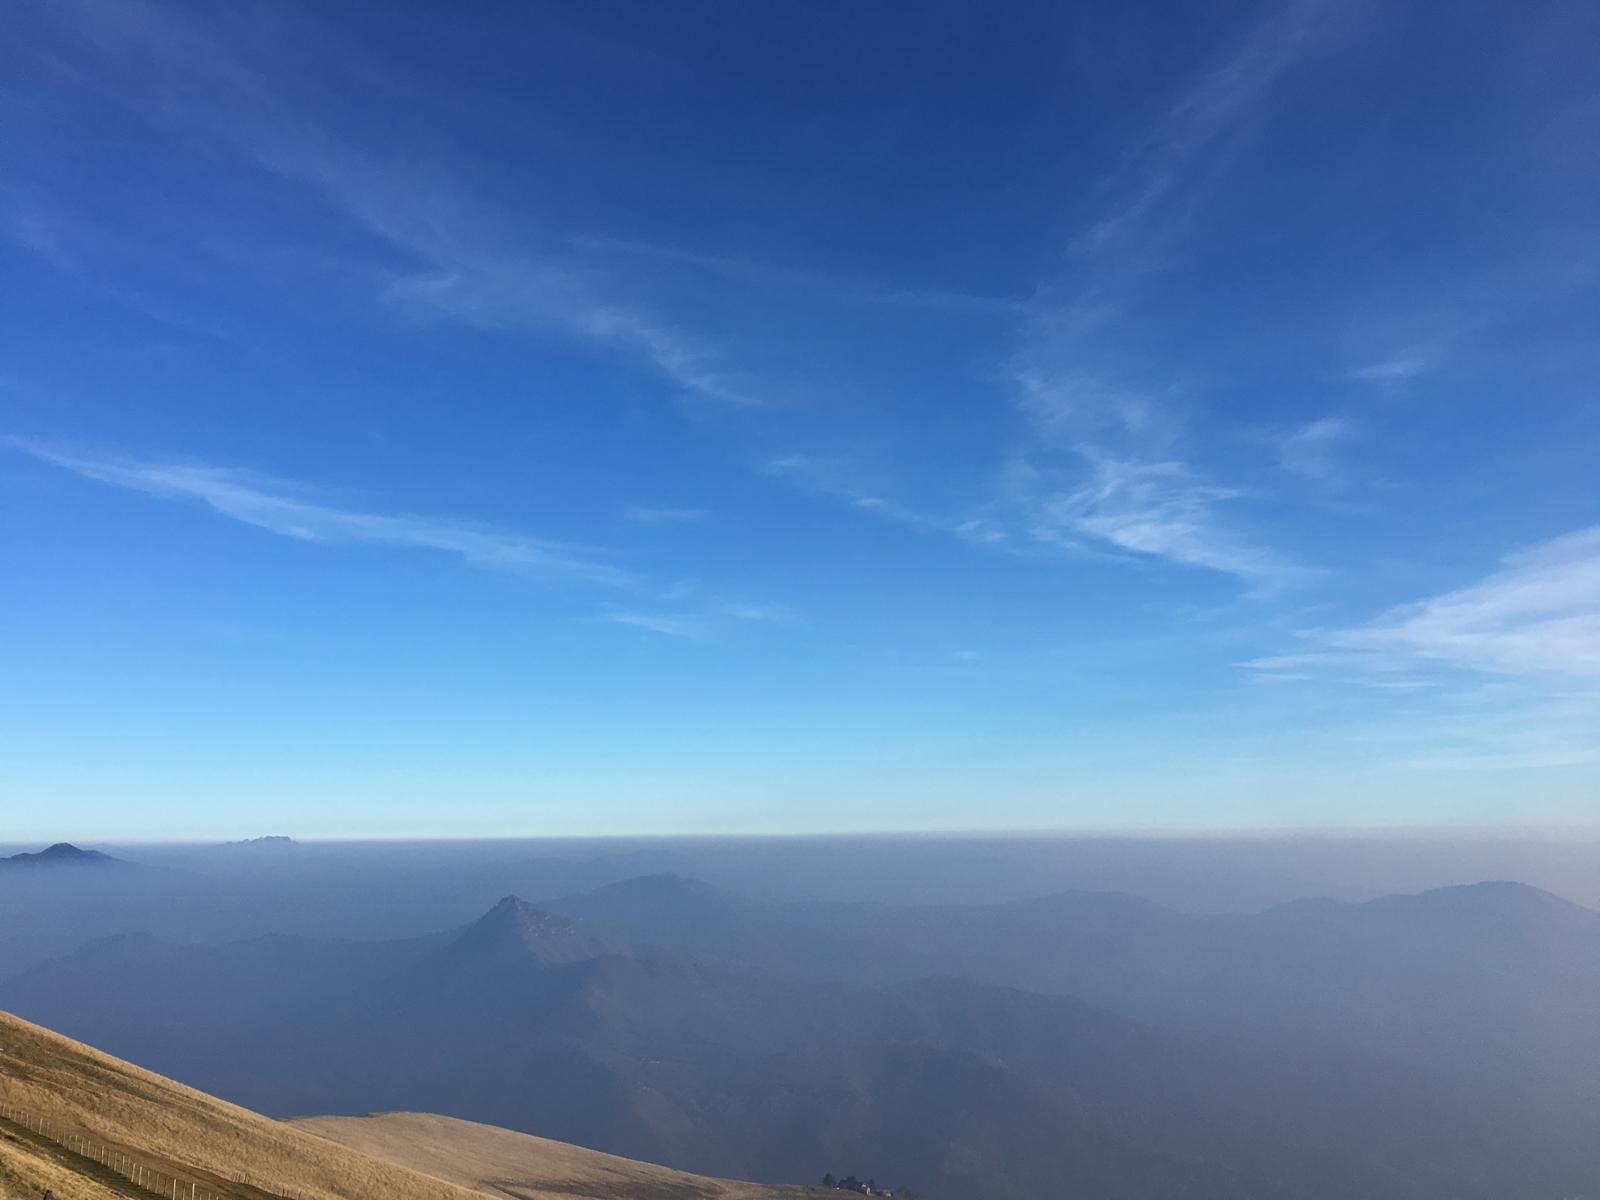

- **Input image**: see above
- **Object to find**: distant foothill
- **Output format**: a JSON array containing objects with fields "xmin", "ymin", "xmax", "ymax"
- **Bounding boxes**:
[{"xmin": 0, "ymin": 843, "xmax": 120, "ymax": 868}]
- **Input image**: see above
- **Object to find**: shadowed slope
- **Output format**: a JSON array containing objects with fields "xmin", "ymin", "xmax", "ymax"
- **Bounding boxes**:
[{"xmin": 433, "ymin": 897, "xmax": 619, "ymax": 968}]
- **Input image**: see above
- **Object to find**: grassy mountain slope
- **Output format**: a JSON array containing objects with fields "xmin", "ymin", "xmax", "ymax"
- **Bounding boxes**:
[
  {"xmin": 0, "ymin": 1011, "xmax": 804, "ymax": 1200},
  {"xmin": 0, "ymin": 1008, "xmax": 475, "ymax": 1200},
  {"xmin": 0, "ymin": 1117, "xmax": 130, "ymax": 1200},
  {"xmin": 289, "ymin": 1112, "xmax": 820, "ymax": 1200}
]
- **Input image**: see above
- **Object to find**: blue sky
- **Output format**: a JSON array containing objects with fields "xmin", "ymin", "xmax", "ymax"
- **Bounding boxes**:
[{"xmin": 2, "ymin": 0, "xmax": 1597, "ymax": 839}]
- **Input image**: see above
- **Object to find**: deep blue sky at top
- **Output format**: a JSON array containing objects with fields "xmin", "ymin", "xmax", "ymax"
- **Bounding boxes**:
[{"xmin": 1, "ymin": 0, "xmax": 1596, "ymax": 839}]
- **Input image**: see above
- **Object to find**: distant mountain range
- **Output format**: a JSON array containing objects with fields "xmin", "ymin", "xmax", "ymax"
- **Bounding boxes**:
[
  {"xmin": 0, "ymin": 842, "xmax": 126, "ymax": 869},
  {"xmin": 3, "ymin": 877, "xmax": 1597, "ymax": 1198},
  {"xmin": 545, "ymin": 873, "xmax": 1600, "ymax": 1095},
  {"xmin": 220, "ymin": 835, "xmax": 299, "ymax": 848}
]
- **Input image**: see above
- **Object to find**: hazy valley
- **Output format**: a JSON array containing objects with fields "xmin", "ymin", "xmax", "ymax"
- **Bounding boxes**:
[{"xmin": 4, "ymin": 838, "xmax": 1598, "ymax": 1199}]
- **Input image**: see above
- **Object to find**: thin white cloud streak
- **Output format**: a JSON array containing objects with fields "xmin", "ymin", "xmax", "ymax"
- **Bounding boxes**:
[
  {"xmin": 849, "ymin": 287, "xmax": 1037, "ymax": 316},
  {"xmin": 1009, "ymin": 368, "xmax": 1170, "ymax": 449},
  {"xmin": 1016, "ymin": 450, "xmax": 1302, "ymax": 588},
  {"xmin": 1351, "ymin": 353, "xmax": 1429, "ymax": 383},
  {"xmin": 623, "ymin": 505, "xmax": 708, "ymax": 524},
  {"xmin": 32, "ymin": 0, "xmax": 1315, "ymax": 592},
  {"xmin": 1076, "ymin": 0, "xmax": 1331, "ymax": 256},
  {"xmin": 599, "ymin": 611, "xmax": 708, "ymax": 640},
  {"xmin": 718, "ymin": 602, "xmax": 800, "ymax": 625},
  {"xmin": 598, "ymin": 600, "xmax": 797, "ymax": 641},
  {"xmin": 574, "ymin": 233, "xmax": 1036, "ymax": 316},
  {"xmin": 382, "ymin": 267, "xmax": 756, "ymax": 408},
  {"xmin": 13, "ymin": 440, "xmax": 629, "ymax": 587},
  {"xmin": 1, "ymin": 197, "xmax": 246, "ymax": 343},
  {"xmin": 999, "ymin": 364, "xmax": 1303, "ymax": 587},
  {"xmin": 1247, "ymin": 527, "xmax": 1600, "ymax": 680},
  {"xmin": 1243, "ymin": 527, "xmax": 1600, "ymax": 772},
  {"xmin": 260, "ymin": 137, "xmax": 759, "ymax": 407},
  {"xmin": 18, "ymin": 439, "xmax": 811, "ymax": 640},
  {"xmin": 1329, "ymin": 528, "xmax": 1600, "ymax": 678},
  {"xmin": 761, "ymin": 453, "xmax": 918, "ymax": 524},
  {"xmin": 32, "ymin": 0, "xmax": 752, "ymax": 410},
  {"xmin": 990, "ymin": 3, "xmax": 1334, "ymax": 589},
  {"xmin": 1277, "ymin": 415, "xmax": 1355, "ymax": 481}
]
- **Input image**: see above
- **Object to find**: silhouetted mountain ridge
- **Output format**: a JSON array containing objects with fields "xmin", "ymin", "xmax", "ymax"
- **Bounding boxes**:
[
  {"xmin": 443, "ymin": 896, "xmax": 618, "ymax": 966},
  {"xmin": 0, "ymin": 842, "xmax": 124, "ymax": 868}
]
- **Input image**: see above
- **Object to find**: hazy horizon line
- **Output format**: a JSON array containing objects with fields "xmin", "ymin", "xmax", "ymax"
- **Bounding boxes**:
[{"xmin": 7, "ymin": 823, "xmax": 1600, "ymax": 849}]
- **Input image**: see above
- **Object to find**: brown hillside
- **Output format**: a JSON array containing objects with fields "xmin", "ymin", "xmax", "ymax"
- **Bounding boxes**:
[
  {"xmin": 0, "ymin": 1011, "xmax": 812, "ymax": 1200},
  {"xmin": 289, "ymin": 1112, "xmax": 821, "ymax": 1200},
  {"xmin": 0, "ymin": 1118, "xmax": 129, "ymax": 1200},
  {"xmin": 0, "ymin": 1009, "xmax": 474, "ymax": 1200}
]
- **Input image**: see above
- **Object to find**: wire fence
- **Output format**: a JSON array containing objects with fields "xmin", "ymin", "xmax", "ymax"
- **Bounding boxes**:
[{"xmin": 0, "ymin": 1100, "xmax": 299, "ymax": 1200}]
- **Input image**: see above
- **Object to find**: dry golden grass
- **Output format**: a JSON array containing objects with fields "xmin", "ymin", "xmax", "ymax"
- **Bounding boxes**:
[
  {"xmin": 0, "ymin": 1012, "xmax": 821, "ymax": 1200},
  {"xmin": 1, "ymin": 1116, "xmax": 132, "ymax": 1200},
  {"xmin": 287, "ymin": 1112, "xmax": 821, "ymax": 1200},
  {"xmin": 0, "ymin": 1010, "xmax": 478, "ymax": 1200}
]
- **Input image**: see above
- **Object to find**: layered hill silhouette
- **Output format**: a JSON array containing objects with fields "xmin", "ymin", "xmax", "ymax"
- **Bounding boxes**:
[
  {"xmin": 0, "ymin": 1010, "xmax": 814, "ymax": 1200},
  {"xmin": 0, "ymin": 843, "xmax": 125, "ymax": 870},
  {"xmin": 4, "ymin": 883, "xmax": 1599, "ymax": 1198},
  {"xmin": 546, "ymin": 874, "xmax": 1600, "ymax": 1095}
]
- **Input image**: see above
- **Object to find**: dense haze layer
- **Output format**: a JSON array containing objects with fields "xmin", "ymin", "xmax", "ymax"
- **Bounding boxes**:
[
  {"xmin": 5, "ymin": 836, "xmax": 1600, "ymax": 1200},
  {"xmin": 3, "ymin": 834, "xmax": 1600, "ymax": 972}
]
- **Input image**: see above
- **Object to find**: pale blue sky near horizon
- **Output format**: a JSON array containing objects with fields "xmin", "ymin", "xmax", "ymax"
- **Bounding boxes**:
[{"xmin": 2, "ymin": 0, "xmax": 1597, "ymax": 840}]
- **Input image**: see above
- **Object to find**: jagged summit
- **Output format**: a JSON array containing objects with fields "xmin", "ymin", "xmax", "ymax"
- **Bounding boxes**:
[
  {"xmin": 0, "ymin": 842, "xmax": 120, "ymax": 868},
  {"xmin": 447, "ymin": 896, "xmax": 616, "ymax": 965}
]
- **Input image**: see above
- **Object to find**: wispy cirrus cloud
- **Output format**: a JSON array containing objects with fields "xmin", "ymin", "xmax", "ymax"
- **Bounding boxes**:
[
  {"xmin": 381, "ymin": 266, "xmax": 757, "ymax": 408},
  {"xmin": 23, "ymin": 0, "xmax": 755, "ymax": 411},
  {"xmin": 1275, "ymin": 416, "xmax": 1356, "ymax": 481},
  {"xmin": 1014, "ymin": 450, "xmax": 1302, "ymax": 588},
  {"xmin": 598, "ymin": 599, "xmax": 798, "ymax": 641},
  {"xmin": 1240, "ymin": 529, "xmax": 1600, "ymax": 774},
  {"xmin": 997, "ymin": 357, "xmax": 1303, "ymax": 588},
  {"xmin": 17, "ymin": 438, "xmax": 811, "ymax": 642},
  {"xmin": 1351, "ymin": 353, "xmax": 1430, "ymax": 384},
  {"xmin": 1247, "ymin": 526, "xmax": 1600, "ymax": 680},
  {"xmin": 575, "ymin": 233, "xmax": 1037, "ymax": 317},
  {"xmin": 761, "ymin": 453, "xmax": 917, "ymax": 522},
  {"xmin": 598, "ymin": 611, "xmax": 709, "ymax": 640},
  {"xmin": 12, "ymin": 439, "xmax": 628, "ymax": 587},
  {"xmin": 982, "ymin": 2, "xmax": 1335, "ymax": 590},
  {"xmin": 20, "ymin": 0, "xmax": 1327, "ymax": 598},
  {"xmin": 717, "ymin": 602, "xmax": 799, "ymax": 625},
  {"xmin": 1330, "ymin": 528, "xmax": 1600, "ymax": 678},
  {"xmin": 1393, "ymin": 692, "xmax": 1600, "ymax": 771},
  {"xmin": 1075, "ymin": 0, "xmax": 1332, "ymax": 258},
  {"xmin": 622, "ymin": 505, "xmax": 708, "ymax": 525}
]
